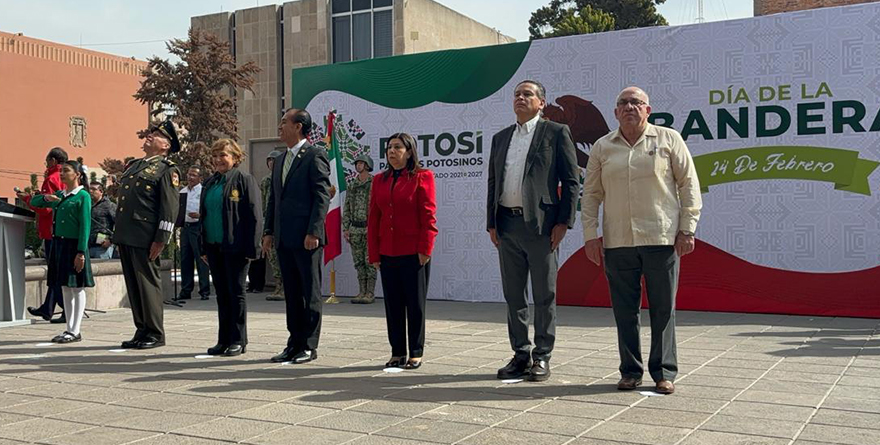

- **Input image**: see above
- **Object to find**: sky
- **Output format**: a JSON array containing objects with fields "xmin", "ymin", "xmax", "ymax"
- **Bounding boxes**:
[{"xmin": 0, "ymin": 0, "xmax": 753, "ymax": 61}]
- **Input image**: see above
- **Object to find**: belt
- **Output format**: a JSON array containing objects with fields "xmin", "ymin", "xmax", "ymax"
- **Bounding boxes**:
[
  {"xmin": 350, "ymin": 221, "xmax": 367, "ymax": 228},
  {"xmin": 499, "ymin": 206, "xmax": 524, "ymax": 216}
]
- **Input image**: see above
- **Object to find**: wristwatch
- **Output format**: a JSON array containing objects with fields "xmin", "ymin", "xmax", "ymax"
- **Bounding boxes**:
[{"xmin": 680, "ymin": 230, "xmax": 695, "ymax": 237}]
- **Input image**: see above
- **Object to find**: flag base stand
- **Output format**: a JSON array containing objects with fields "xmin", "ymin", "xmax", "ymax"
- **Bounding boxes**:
[{"xmin": 325, "ymin": 263, "xmax": 340, "ymax": 303}]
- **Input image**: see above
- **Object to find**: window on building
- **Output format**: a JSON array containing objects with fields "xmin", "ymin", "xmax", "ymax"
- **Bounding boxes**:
[{"xmin": 332, "ymin": 0, "xmax": 393, "ymax": 63}]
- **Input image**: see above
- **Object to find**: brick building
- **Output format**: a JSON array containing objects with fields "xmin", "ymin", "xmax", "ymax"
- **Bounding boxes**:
[
  {"xmin": 0, "ymin": 31, "xmax": 149, "ymax": 200},
  {"xmin": 191, "ymin": 0, "xmax": 514, "ymax": 178},
  {"xmin": 754, "ymin": 0, "xmax": 878, "ymax": 15}
]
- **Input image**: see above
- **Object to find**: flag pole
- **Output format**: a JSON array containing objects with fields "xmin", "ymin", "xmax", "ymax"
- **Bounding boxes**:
[{"xmin": 325, "ymin": 108, "xmax": 341, "ymax": 304}]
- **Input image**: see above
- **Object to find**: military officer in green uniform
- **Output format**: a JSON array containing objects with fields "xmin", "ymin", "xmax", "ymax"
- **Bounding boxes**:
[
  {"xmin": 263, "ymin": 150, "xmax": 285, "ymax": 301},
  {"xmin": 113, "ymin": 120, "xmax": 181, "ymax": 349},
  {"xmin": 343, "ymin": 154, "xmax": 376, "ymax": 304}
]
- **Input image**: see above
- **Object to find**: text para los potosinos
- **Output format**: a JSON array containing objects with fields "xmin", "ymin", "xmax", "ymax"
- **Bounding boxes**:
[
  {"xmin": 649, "ymin": 82, "xmax": 880, "ymax": 141},
  {"xmin": 377, "ymin": 131, "xmax": 484, "ymax": 171}
]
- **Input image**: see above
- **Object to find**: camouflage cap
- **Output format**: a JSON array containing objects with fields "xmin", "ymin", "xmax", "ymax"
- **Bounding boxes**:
[
  {"xmin": 354, "ymin": 154, "xmax": 373, "ymax": 172},
  {"xmin": 267, "ymin": 150, "xmax": 284, "ymax": 159}
]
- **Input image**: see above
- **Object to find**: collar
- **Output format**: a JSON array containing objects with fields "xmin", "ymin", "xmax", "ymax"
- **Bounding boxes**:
[
  {"xmin": 186, "ymin": 183, "xmax": 201, "ymax": 192},
  {"xmin": 515, "ymin": 114, "xmax": 541, "ymax": 134},
  {"xmin": 143, "ymin": 154, "xmax": 162, "ymax": 163},
  {"xmin": 63, "ymin": 185, "xmax": 83, "ymax": 197},
  {"xmin": 45, "ymin": 165, "xmax": 61, "ymax": 176},
  {"xmin": 609, "ymin": 123, "xmax": 658, "ymax": 146},
  {"xmin": 287, "ymin": 139, "xmax": 307, "ymax": 153}
]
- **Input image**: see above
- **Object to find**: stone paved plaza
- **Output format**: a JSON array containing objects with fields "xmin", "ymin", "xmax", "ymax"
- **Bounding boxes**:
[{"xmin": 1, "ymin": 296, "xmax": 879, "ymax": 445}]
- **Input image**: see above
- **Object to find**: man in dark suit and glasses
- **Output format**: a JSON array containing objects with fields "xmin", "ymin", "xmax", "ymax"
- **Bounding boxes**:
[
  {"xmin": 487, "ymin": 80, "xmax": 579, "ymax": 381},
  {"xmin": 263, "ymin": 108, "xmax": 331, "ymax": 364}
]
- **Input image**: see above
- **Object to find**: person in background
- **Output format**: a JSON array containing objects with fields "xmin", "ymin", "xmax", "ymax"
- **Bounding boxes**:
[
  {"xmin": 201, "ymin": 139, "xmax": 262, "ymax": 356},
  {"xmin": 368, "ymin": 133, "xmax": 438, "ymax": 369},
  {"xmin": 250, "ymin": 150, "xmax": 283, "ymax": 297},
  {"xmin": 178, "ymin": 166, "xmax": 211, "ymax": 301},
  {"xmin": 21, "ymin": 147, "xmax": 69, "ymax": 324},
  {"xmin": 88, "ymin": 182, "xmax": 117, "ymax": 259},
  {"xmin": 29, "ymin": 160, "xmax": 94, "ymax": 343},
  {"xmin": 344, "ymin": 154, "xmax": 377, "ymax": 304}
]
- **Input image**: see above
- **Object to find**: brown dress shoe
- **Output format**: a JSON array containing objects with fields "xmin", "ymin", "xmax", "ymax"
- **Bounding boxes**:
[
  {"xmin": 617, "ymin": 377, "xmax": 642, "ymax": 390},
  {"xmin": 655, "ymin": 380, "xmax": 675, "ymax": 394}
]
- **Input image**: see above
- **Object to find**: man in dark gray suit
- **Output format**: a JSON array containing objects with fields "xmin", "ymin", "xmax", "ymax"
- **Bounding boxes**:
[
  {"xmin": 263, "ymin": 108, "xmax": 331, "ymax": 364},
  {"xmin": 487, "ymin": 80, "xmax": 579, "ymax": 381}
]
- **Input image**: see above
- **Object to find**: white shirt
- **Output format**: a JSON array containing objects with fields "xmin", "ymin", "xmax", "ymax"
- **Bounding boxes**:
[
  {"xmin": 183, "ymin": 183, "xmax": 202, "ymax": 223},
  {"xmin": 287, "ymin": 139, "xmax": 307, "ymax": 157},
  {"xmin": 500, "ymin": 113, "xmax": 540, "ymax": 207},
  {"xmin": 581, "ymin": 123, "xmax": 702, "ymax": 248},
  {"xmin": 63, "ymin": 185, "xmax": 83, "ymax": 197}
]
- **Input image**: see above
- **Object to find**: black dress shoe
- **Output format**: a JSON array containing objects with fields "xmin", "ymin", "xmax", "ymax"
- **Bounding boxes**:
[
  {"xmin": 207, "ymin": 343, "xmax": 229, "ymax": 355},
  {"xmin": 50, "ymin": 315, "xmax": 66, "ymax": 324},
  {"xmin": 225, "ymin": 344, "xmax": 246, "ymax": 356},
  {"xmin": 497, "ymin": 357, "xmax": 532, "ymax": 379},
  {"xmin": 291, "ymin": 349, "xmax": 317, "ymax": 364},
  {"xmin": 27, "ymin": 307, "xmax": 51, "ymax": 321},
  {"xmin": 121, "ymin": 336, "xmax": 141, "ymax": 349},
  {"xmin": 177, "ymin": 295, "xmax": 192, "ymax": 300},
  {"xmin": 136, "ymin": 338, "xmax": 165, "ymax": 349},
  {"xmin": 528, "ymin": 359, "xmax": 550, "ymax": 382},
  {"xmin": 271, "ymin": 347, "xmax": 298, "ymax": 363}
]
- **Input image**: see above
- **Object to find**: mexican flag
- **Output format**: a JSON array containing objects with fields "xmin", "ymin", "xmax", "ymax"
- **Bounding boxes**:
[{"xmin": 324, "ymin": 111, "xmax": 345, "ymax": 265}]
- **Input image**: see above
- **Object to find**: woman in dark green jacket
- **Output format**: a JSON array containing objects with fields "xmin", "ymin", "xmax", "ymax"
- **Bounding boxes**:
[{"xmin": 30, "ymin": 160, "xmax": 94, "ymax": 343}]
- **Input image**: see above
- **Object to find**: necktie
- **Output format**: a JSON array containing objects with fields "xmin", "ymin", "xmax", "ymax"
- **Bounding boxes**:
[{"xmin": 282, "ymin": 150, "xmax": 294, "ymax": 185}]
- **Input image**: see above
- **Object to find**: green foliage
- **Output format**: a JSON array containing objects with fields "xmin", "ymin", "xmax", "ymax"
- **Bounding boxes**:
[
  {"xmin": 529, "ymin": 0, "xmax": 667, "ymax": 39},
  {"xmin": 133, "ymin": 28, "xmax": 260, "ymax": 176},
  {"xmin": 98, "ymin": 156, "xmax": 136, "ymax": 202},
  {"xmin": 547, "ymin": 5, "xmax": 615, "ymax": 38}
]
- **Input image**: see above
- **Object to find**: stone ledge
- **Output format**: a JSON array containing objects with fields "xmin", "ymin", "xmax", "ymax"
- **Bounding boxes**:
[{"xmin": 24, "ymin": 259, "xmax": 175, "ymax": 312}]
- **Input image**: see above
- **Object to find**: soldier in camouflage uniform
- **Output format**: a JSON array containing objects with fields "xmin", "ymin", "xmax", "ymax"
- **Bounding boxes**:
[
  {"xmin": 343, "ymin": 154, "xmax": 376, "ymax": 304},
  {"xmin": 263, "ymin": 150, "xmax": 285, "ymax": 301}
]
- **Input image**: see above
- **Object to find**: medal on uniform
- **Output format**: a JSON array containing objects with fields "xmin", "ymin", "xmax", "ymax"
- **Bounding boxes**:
[{"xmin": 230, "ymin": 189, "xmax": 240, "ymax": 202}]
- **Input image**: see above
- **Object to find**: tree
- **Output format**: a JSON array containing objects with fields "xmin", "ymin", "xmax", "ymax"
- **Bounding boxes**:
[
  {"xmin": 98, "ymin": 156, "xmax": 136, "ymax": 202},
  {"xmin": 547, "ymin": 5, "xmax": 615, "ymax": 38},
  {"xmin": 133, "ymin": 28, "xmax": 260, "ymax": 173},
  {"xmin": 529, "ymin": 0, "xmax": 667, "ymax": 40}
]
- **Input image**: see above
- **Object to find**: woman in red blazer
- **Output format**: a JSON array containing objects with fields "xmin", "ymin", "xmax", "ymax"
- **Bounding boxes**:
[{"xmin": 368, "ymin": 133, "xmax": 438, "ymax": 369}]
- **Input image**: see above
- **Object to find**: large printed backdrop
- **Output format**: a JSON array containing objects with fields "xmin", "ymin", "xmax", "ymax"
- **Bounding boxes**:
[{"xmin": 294, "ymin": 3, "xmax": 880, "ymax": 318}]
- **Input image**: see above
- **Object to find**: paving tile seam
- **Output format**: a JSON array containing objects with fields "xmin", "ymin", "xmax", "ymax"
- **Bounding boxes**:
[
  {"xmin": 786, "ymin": 324, "xmax": 879, "ymax": 445},
  {"xmin": 671, "ymin": 329, "xmax": 789, "ymax": 445}
]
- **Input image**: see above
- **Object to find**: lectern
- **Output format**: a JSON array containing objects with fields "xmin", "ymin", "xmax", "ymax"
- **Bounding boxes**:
[{"xmin": 0, "ymin": 201, "xmax": 35, "ymax": 328}]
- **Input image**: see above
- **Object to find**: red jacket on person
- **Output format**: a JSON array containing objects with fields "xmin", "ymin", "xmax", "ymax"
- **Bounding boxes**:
[
  {"xmin": 23, "ymin": 164, "xmax": 63, "ymax": 240},
  {"xmin": 367, "ymin": 168, "xmax": 438, "ymax": 264}
]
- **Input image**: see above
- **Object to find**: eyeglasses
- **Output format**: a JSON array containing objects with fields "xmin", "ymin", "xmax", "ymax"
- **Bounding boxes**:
[{"xmin": 616, "ymin": 98, "xmax": 648, "ymax": 108}]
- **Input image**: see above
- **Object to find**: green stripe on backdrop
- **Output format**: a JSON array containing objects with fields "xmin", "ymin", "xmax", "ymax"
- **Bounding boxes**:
[
  {"xmin": 693, "ymin": 146, "xmax": 880, "ymax": 196},
  {"xmin": 292, "ymin": 41, "xmax": 531, "ymax": 110}
]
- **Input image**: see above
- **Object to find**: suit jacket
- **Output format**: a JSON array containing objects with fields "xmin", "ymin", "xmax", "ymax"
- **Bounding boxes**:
[
  {"xmin": 367, "ymin": 169, "xmax": 438, "ymax": 264},
  {"xmin": 199, "ymin": 167, "xmax": 263, "ymax": 258},
  {"xmin": 264, "ymin": 142, "xmax": 332, "ymax": 249},
  {"xmin": 486, "ymin": 118, "xmax": 579, "ymax": 236}
]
